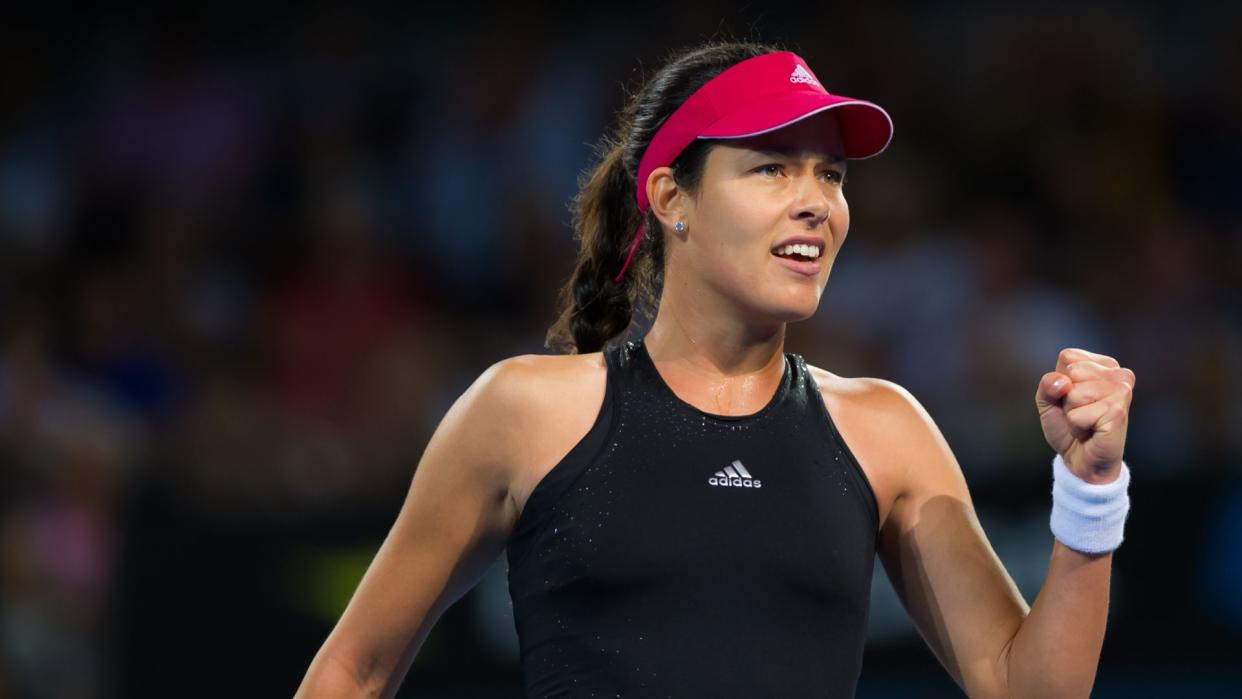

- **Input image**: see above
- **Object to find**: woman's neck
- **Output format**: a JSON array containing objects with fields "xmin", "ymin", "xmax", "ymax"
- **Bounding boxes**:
[
  {"xmin": 643, "ymin": 307, "xmax": 786, "ymax": 417},
  {"xmin": 642, "ymin": 282, "xmax": 788, "ymax": 412}
]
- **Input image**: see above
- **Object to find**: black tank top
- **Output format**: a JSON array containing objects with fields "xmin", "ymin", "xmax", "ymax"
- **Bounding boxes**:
[{"xmin": 505, "ymin": 337, "xmax": 880, "ymax": 697}]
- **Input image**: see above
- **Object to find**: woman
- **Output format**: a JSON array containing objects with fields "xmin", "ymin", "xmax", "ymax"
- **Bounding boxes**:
[{"xmin": 296, "ymin": 41, "xmax": 1136, "ymax": 698}]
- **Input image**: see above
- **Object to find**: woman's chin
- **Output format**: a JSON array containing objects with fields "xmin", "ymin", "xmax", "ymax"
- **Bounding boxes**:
[
  {"xmin": 782, "ymin": 304, "xmax": 821, "ymax": 323},
  {"xmin": 756, "ymin": 294, "xmax": 822, "ymax": 323}
]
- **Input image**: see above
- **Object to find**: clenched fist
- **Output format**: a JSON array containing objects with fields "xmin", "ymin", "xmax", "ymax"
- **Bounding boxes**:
[{"xmin": 1035, "ymin": 348, "xmax": 1136, "ymax": 485}]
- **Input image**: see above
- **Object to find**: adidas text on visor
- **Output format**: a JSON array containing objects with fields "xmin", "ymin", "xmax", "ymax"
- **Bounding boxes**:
[{"xmin": 615, "ymin": 51, "xmax": 894, "ymax": 281}]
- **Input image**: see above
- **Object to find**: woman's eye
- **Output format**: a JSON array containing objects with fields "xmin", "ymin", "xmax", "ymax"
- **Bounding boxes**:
[
  {"xmin": 755, "ymin": 164, "xmax": 844, "ymax": 184},
  {"xmin": 821, "ymin": 170, "xmax": 845, "ymax": 184}
]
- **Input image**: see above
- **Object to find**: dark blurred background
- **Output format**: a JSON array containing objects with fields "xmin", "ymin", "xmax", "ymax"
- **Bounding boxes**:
[{"xmin": 2, "ymin": 2, "xmax": 1240, "ymax": 697}]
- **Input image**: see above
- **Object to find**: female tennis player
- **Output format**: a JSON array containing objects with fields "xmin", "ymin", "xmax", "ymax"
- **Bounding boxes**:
[{"xmin": 295, "ymin": 40, "xmax": 1136, "ymax": 698}]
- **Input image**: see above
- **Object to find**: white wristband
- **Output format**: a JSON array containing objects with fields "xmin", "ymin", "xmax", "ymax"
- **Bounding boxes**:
[{"xmin": 1049, "ymin": 453, "xmax": 1131, "ymax": 555}]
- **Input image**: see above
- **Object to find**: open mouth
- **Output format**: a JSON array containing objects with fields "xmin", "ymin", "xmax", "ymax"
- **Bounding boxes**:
[
  {"xmin": 773, "ymin": 251, "xmax": 817, "ymax": 262},
  {"xmin": 770, "ymin": 247, "xmax": 822, "ymax": 277},
  {"xmin": 771, "ymin": 242, "xmax": 822, "ymax": 262}
]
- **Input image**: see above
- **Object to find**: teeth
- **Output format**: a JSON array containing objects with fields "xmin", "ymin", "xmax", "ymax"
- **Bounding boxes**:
[{"xmin": 776, "ymin": 243, "xmax": 821, "ymax": 259}]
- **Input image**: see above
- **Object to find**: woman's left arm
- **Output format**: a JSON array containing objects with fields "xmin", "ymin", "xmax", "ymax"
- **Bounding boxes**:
[{"xmin": 872, "ymin": 348, "xmax": 1135, "ymax": 699}]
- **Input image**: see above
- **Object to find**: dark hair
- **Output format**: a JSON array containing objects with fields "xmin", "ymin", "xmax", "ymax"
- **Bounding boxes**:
[{"xmin": 544, "ymin": 40, "xmax": 786, "ymax": 354}]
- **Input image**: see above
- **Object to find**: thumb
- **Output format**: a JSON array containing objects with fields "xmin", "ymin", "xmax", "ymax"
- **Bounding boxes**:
[{"xmin": 1035, "ymin": 371, "xmax": 1070, "ymax": 413}]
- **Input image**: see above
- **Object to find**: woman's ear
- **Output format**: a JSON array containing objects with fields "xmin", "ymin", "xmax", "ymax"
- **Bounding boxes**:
[{"xmin": 646, "ymin": 166, "xmax": 688, "ymax": 236}]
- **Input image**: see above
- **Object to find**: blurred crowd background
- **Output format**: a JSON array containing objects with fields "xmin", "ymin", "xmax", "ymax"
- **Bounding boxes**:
[{"xmin": 2, "ymin": 2, "xmax": 1240, "ymax": 697}]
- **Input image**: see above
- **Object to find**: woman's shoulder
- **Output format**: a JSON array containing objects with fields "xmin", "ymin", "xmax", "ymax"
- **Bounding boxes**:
[
  {"xmin": 802, "ymin": 362, "xmax": 933, "ymax": 526},
  {"xmin": 803, "ymin": 362, "xmax": 921, "ymax": 417},
  {"xmin": 482, "ymin": 350, "xmax": 607, "ymax": 398},
  {"xmin": 471, "ymin": 350, "xmax": 609, "ymax": 438},
  {"xmin": 479, "ymin": 351, "xmax": 611, "ymax": 521},
  {"xmin": 802, "ymin": 362, "xmax": 939, "ymax": 449}
]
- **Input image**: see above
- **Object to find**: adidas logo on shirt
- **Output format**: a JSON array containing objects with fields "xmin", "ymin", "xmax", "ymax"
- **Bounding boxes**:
[
  {"xmin": 708, "ymin": 460, "xmax": 762, "ymax": 488},
  {"xmin": 789, "ymin": 64, "xmax": 821, "ymax": 87}
]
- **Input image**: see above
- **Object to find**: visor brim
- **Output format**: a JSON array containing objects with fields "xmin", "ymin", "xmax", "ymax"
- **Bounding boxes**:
[{"xmin": 697, "ymin": 93, "xmax": 893, "ymax": 160}]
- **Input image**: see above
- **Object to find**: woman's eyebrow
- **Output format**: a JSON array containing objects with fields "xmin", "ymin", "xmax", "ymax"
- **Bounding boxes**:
[{"xmin": 749, "ymin": 146, "xmax": 846, "ymax": 165}]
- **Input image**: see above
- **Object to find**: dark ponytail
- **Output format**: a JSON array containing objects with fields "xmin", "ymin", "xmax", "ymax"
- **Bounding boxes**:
[{"xmin": 545, "ymin": 39, "xmax": 786, "ymax": 354}]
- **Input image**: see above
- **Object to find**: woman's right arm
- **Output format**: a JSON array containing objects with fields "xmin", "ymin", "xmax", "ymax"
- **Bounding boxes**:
[{"xmin": 294, "ymin": 357, "xmax": 536, "ymax": 698}]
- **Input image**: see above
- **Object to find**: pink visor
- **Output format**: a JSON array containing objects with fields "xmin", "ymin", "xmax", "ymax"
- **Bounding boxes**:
[{"xmin": 615, "ymin": 51, "xmax": 893, "ymax": 281}]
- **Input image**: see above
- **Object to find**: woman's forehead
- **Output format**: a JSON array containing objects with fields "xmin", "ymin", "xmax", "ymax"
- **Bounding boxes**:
[
  {"xmin": 724, "ymin": 143, "xmax": 847, "ymax": 164},
  {"xmin": 713, "ymin": 140, "xmax": 847, "ymax": 166}
]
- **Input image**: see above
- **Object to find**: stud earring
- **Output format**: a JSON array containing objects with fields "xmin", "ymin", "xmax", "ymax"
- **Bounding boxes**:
[{"xmin": 674, "ymin": 221, "xmax": 685, "ymax": 232}]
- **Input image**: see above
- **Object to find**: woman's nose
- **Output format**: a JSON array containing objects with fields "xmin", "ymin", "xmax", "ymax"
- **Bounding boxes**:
[{"xmin": 792, "ymin": 176, "xmax": 831, "ymax": 227}]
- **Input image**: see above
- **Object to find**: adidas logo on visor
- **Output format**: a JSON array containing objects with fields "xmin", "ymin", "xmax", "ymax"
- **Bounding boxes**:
[
  {"xmin": 789, "ymin": 64, "xmax": 821, "ymax": 87},
  {"xmin": 708, "ymin": 460, "xmax": 763, "ymax": 488}
]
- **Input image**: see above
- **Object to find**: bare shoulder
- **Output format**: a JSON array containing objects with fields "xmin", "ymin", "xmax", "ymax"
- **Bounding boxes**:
[
  {"xmin": 500, "ymin": 350, "xmax": 606, "ymax": 383},
  {"xmin": 478, "ymin": 351, "xmax": 609, "ymax": 522},
  {"xmin": 804, "ymin": 367, "xmax": 933, "ymax": 422},
  {"xmin": 480, "ymin": 351, "xmax": 607, "ymax": 415},
  {"xmin": 450, "ymin": 351, "xmax": 606, "ymax": 472},
  {"xmin": 803, "ymin": 363, "xmax": 945, "ymax": 528}
]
